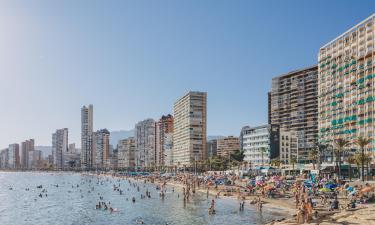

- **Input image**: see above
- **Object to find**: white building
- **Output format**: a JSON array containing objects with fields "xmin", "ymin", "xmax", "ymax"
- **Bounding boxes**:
[{"xmin": 241, "ymin": 125, "xmax": 280, "ymax": 168}]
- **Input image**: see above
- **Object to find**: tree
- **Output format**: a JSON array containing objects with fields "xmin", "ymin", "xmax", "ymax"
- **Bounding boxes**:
[
  {"xmin": 347, "ymin": 155, "xmax": 356, "ymax": 181},
  {"xmin": 290, "ymin": 157, "xmax": 297, "ymax": 175},
  {"xmin": 230, "ymin": 149, "xmax": 245, "ymax": 162},
  {"xmin": 308, "ymin": 149, "xmax": 319, "ymax": 170},
  {"xmin": 334, "ymin": 139, "xmax": 350, "ymax": 179},
  {"xmin": 354, "ymin": 137, "xmax": 372, "ymax": 182},
  {"xmin": 355, "ymin": 152, "xmax": 372, "ymax": 181},
  {"xmin": 270, "ymin": 159, "xmax": 281, "ymax": 169},
  {"xmin": 259, "ymin": 147, "xmax": 267, "ymax": 166}
]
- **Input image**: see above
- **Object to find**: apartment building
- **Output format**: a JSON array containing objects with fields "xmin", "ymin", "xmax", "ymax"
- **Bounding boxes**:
[
  {"xmin": 241, "ymin": 124, "xmax": 280, "ymax": 168},
  {"xmin": 319, "ymin": 14, "xmax": 375, "ymax": 153},
  {"xmin": 81, "ymin": 104, "xmax": 93, "ymax": 170},
  {"xmin": 8, "ymin": 144, "xmax": 20, "ymax": 169},
  {"xmin": 52, "ymin": 128, "xmax": 68, "ymax": 170},
  {"xmin": 117, "ymin": 137, "xmax": 136, "ymax": 169},
  {"xmin": 20, "ymin": 139, "xmax": 34, "ymax": 169},
  {"xmin": 155, "ymin": 114, "xmax": 173, "ymax": 167},
  {"xmin": 216, "ymin": 136, "xmax": 240, "ymax": 158},
  {"xmin": 135, "ymin": 119, "xmax": 156, "ymax": 168},
  {"xmin": 93, "ymin": 129, "xmax": 110, "ymax": 169},
  {"xmin": 270, "ymin": 66, "xmax": 318, "ymax": 162},
  {"xmin": 279, "ymin": 129, "xmax": 298, "ymax": 164},
  {"xmin": 173, "ymin": 91, "xmax": 207, "ymax": 167}
]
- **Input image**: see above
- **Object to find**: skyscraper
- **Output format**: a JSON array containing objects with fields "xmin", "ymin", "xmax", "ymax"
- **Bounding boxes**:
[
  {"xmin": 135, "ymin": 119, "xmax": 156, "ymax": 168},
  {"xmin": 8, "ymin": 144, "xmax": 20, "ymax": 169},
  {"xmin": 92, "ymin": 129, "xmax": 110, "ymax": 169},
  {"xmin": 52, "ymin": 128, "xmax": 68, "ymax": 170},
  {"xmin": 173, "ymin": 91, "xmax": 207, "ymax": 167},
  {"xmin": 20, "ymin": 139, "xmax": 34, "ymax": 169},
  {"xmin": 155, "ymin": 114, "xmax": 173, "ymax": 167},
  {"xmin": 319, "ymin": 14, "xmax": 375, "ymax": 153},
  {"xmin": 270, "ymin": 66, "xmax": 318, "ymax": 162},
  {"xmin": 81, "ymin": 104, "xmax": 93, "ymax": 170},
  {"xmin": 117, "ymin": 137, "xmax": 136, "ymax": 169}
]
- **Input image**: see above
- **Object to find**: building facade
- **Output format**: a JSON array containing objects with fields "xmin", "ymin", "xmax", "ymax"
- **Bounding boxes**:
[
  {"xmin": 92, "ymin": 129, "xmax": 110, "ymax": 169},
  {"xmin": 216, "ymin": 136, "xmax": 240, "ymax": 158},
  {"xmin": 155, "ymin": 114, "xmax": 173, "ymax": 167},
  {"xmin": 206, "ymin": 139, "xmax": 217, "ymax": 158},
  {"xmin": 8, "ymin": 144, "xmax": 20, "ymax": 169},
  {"xmin": 0, "ymin": 148, "xmax": 9, "ymax": 168},
  {"xmin": 270, "ymin": 66, "xmax": 318, "ymax": 162},
  {"xmin": 20, "ymin": 139, "xmax": 34, "ymax": 169},
  {"xmin": 319, "ymin": 14, "xmax": 375, "ymax": 153},
  {"xmin": 241, "ymin": 125, "xmax": 280, "ymax": 168},
  {"xmin": 52, "ymin": 128, "xmax": 68, "ymax": 170},
  {"xmin": 117, "ymin": 137, "xmax": 136, "ymax": 169},
  {"xmin": 135, "ymin": 119, "xmax": 156, "ymax": 168},
  {"xmin": 173, "ymin": 91, "xmax": 207, "ymax": 167},
  {"xmin": 279, "ymin": 129, "xmax": 298, "ymax": 164},
  {"xmin": 81, "ymin": 104, "xmax": 93, "ymax": 170}
]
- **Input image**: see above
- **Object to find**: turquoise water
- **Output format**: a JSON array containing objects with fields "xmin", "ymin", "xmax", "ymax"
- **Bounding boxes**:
[{"xmin": 0, "ymin": 172, "xmax": 285, "ymax": 225}]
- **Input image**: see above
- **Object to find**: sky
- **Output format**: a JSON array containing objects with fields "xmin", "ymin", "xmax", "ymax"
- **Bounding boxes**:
[{"xmin": 1, "ymin": 0, "xmax": 375, "ymax": 148}]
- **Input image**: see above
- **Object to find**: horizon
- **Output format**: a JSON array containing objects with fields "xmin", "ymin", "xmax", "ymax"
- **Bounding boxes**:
[{"xmin": 1, "ymin": 0, "xmax": 375, "ymax": 147}]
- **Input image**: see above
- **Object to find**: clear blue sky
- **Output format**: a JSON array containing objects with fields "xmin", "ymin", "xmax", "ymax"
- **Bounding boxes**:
[{"xmin": 1, "ymin": 0, "xmax": 375, "ymax": 147}]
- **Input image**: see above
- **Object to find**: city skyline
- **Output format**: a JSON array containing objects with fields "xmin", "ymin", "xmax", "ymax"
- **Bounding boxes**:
[{"xmin": 2, "ymin": 1, "xmax": 375, "ymax": 147}]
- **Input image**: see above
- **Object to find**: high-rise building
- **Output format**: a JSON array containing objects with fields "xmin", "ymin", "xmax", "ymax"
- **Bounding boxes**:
[
  {"xmin": 0, "ymin": 148, "xmax": 9, "ymax": 169},
  {"xmin": 173, "ymin": 91, "xmax": 207, "ymax": 167},
  {"xmin": 241, "ymin": 124, "xmax": 280, "ymax": 168},
  {"xmin": 68, "ymin": 143, "xmax": 76, "ymax": 154},
  {"xmin": 117, "ymin": 137, "xmax": 136, "ymax": 169},
  {"xmin": 163, "ymin": 133, "xmax": 173, "ymax": 167},
  {"xmin": 20, "ymin": 139, "xmax": 34, "ymax": 169},
  {"xmin": 270, "ymin": 66, "xmax": 318, "ymax": 162},
  {"xmin": 92, "ymin": 129, "xmax": 110, "ymax": 169},
  {"xmin": 135, "ymin": 119, "xmax": 156, "ymax": 168},
  {"xmin": 217, "ymin": 136, "xmax": 240, "ymax": 158},
  {"xmin": 279, "ymin": 129, "xmax": 298, "ymax": 164},
  {"xmin": 81, "ymin": 104, "xmax": 93, "ymax": 170},
  {"xmin": 206, "ymin": 140, "xmax": 217, "ymax": 158},
  {"xmin": 52, "ymin": 128, "xmax": 68, "ymax": 170},
  {"xmin": 8, "ymin": 144, "xmax": 20, "ymax": 169},
  {"xmin": 30, "ymin": 150, "xmax": 42, "ymax": 169},
  {"xmin": 155, "ymin": 114, "xmax": 173, "ymax": 167},
  {"xmin": 318, "ymin": 14, "xmax": 375, "ymax": 153}
]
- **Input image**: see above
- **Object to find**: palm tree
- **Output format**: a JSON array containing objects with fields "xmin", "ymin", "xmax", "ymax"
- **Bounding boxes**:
[
  {"xmin": 334, "ymin": 139, "xmax": 350, "ymax": 179},
  {"xmin": 270, "ymin": 159, "xmax": 281, "ymax": 169},
  {"xmin": 259, "ymin": 147, "xmax": 267, "ymax": 166},
  {"xmin": 354, "ymin": 137, "xmax": 372, "ymax": 182},
  {"xmin": 309, "ymin": 149, "xmax": 319, "ymax": 170},
  {"xmin": 355, "ymin": 152, "xmax": 372, "ymax": 181},
  {"xmin": 290, "ymin": 157, "xmax": 297, "ymax": 175},
  {"xmin": 347, "ymin": 155, "xmax": 356, "ymax": 181}
]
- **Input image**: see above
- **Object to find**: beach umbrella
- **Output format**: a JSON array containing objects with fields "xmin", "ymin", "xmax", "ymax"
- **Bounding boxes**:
[
  {"xmin": 325, "ymin": 183, "xmax": 337, "ymax": 189},
  {"xmin": 346, "ymin": 186, "xmax": 354, "ymax": 192},
  {"xmin": 319, "ymin": 188, "xmax": 332, "ymax": 193}
]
